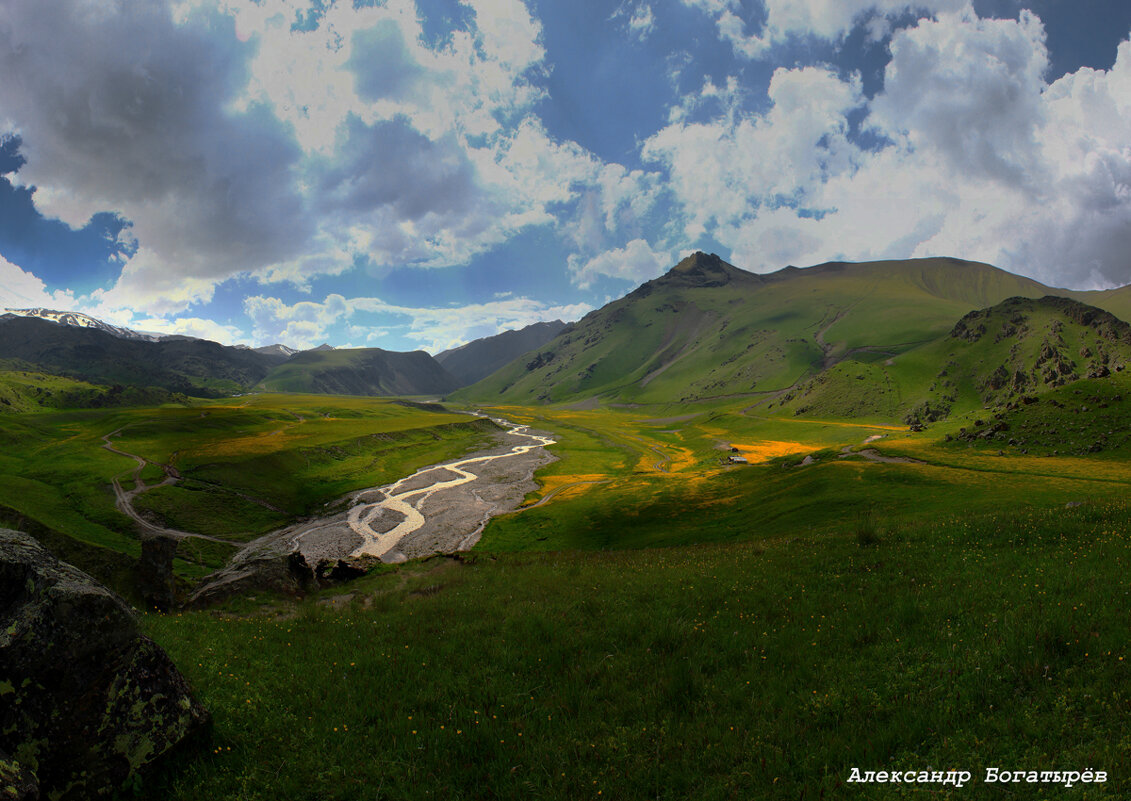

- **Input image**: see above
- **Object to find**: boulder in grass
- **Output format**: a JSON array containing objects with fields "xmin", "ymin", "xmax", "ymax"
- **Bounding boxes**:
[{"xmin": 0, "ymin": 529, "xmax": 209, "ymax": 799}]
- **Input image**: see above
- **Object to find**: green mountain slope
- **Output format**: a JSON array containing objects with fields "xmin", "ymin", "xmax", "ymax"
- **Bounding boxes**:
[
  {"xmin": 0, "ymin": 315, "xmax": 274, "ymax": 396},
  {"xmin": 259, "ymin": 348, "xmax": 457, "ymax": 396},
  {"xmin": 775, "ymin": 295, "xmax": 1131, "ymax": 421},
  {"xmin": 435, "ymin": 320, "xmax": 567, "ymax": 387},
  {"xmin": 0, "ymin": 364, "xmax": 188, "ymax": 413},
  {"xmin": 457, "ymin": 253, "xmax": 1126, "ymax": 406}
]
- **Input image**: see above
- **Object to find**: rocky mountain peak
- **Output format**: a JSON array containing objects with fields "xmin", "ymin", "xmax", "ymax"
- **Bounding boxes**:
[{"xmin": 660, "ymin": 252, "xmax": 755, "ymax": 288}]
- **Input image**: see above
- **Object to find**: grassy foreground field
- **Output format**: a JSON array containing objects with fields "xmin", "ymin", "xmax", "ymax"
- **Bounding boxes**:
[
  {"xmin": 140, "ymin": 501, "xmax": 1130, "ymax": 799},
  {"xmin": 4, "ymin": 384, "xmax": 1129, "ymax": 796},
  {"xmin": 125, "ymin": 396, "xmax": 1131, "ymax": 798}
]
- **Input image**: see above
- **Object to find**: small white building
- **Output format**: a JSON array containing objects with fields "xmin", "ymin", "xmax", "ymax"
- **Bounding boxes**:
[{"xmin": 727, "ymin": 455, "xmax": 749, "ymax": 464}]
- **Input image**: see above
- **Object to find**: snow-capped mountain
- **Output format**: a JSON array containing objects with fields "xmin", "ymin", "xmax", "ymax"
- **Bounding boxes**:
[
  {"xmin": 3, "ymin": 308, "xmax": 168, "ymax": 342},
  {"xmin": 4, "ymin": 309, "xmax": 310, "ymax": 360}
]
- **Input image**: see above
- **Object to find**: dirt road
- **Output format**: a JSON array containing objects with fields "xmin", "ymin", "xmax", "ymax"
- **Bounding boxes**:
[{"xmin": 102, "ymin": 429, "xmax": 236, "ymax": 545}]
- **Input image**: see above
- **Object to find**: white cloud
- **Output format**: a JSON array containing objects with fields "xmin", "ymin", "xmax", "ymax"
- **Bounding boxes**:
[
  {"xmin": 612, "ymin": 3, "xmax": 656, "ymax": 41},
  {"xmin": 229, "ymin": 0, "xmax": 651, "ymax": 283},
  {"xmin": 228, "ymin": 0, "xmax": 561, "ymax": 277},
  {"xmin": 567, "ymin": 239, "xmax": 673, "ymax": 289},
  {"xmin": 0, "ymin": 254, "xmax": 77, "ymax": 310},
  {"xmin": 131, "ymin": 316, "xmax": 248, "ymax": 345},
  {"xmin": 464, "ymin": 0, "xmax": 545, "ymax": 78},
  {"xmin": 0, "ymin": 0, "xmax": 636, "ymax": 314},
  {"xmin": 630, "ymin": 5, "xmax": 657, "ymax": 40},
  {"xmin": 244, "ymin": 293, "xmax": 348, "ymax": 350},
  {"xmin": 762, "ymin": 0, "xmax": 967, "ymax": 43},
  {"xmin": 0, "ymin": 0, "xmax": 309, "ymax": 313},
  {"xmin": 0, "ymin": 253, "xmax": 248, "ymax": 344},
  {"xmin": 86, "ymin": 248, "xmax": 222, "ymax": 317},
  {"xmin": 645, "ymin": 9, "xmax": 1131, "ymax": 288},
  {"xmin": 871, "ymin": 7, "xmax": 1049, "ymax": 188},
  {"xmin": 244, "ymin": 292, "xmax": 591, "ymax": 353},
  {"xmin": 679, "ymin": 0, "xmax": 968, "ymax": 59},
  {"xmin": 643, "ymin": 67, "xmax": 863, "ymax": 241}
]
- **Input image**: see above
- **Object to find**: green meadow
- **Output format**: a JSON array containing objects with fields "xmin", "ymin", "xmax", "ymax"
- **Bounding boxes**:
[
  {"xmin": 140, "ymin": 502, "xmax": 1131, "ymax": 799},
  {"xmin": 0, "ymin": 393, "xmax": 497, "ymax": 584},
  {"xmin": 4, "ymin": 380, "xmax": 1130, "ymax": 796},
  {"xmin": 122, "ymin": 393, "xmax": 1131, "ymax": 797},
  {"xmin": 473, "ymin": 388, "xmax": 1131, "ymax": 554}
]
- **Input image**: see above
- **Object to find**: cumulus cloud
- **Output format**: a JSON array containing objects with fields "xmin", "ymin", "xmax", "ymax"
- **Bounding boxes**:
[
  {"xmin": 567, "ymin": 239, "xmax": 673, "ymax": 289},
  {"xmin": 871, "ymin": 8, "xmax": 1050, "ymax": 188},
  {"xmin": 244, "ymin": 293, "xmax": 349, "ymax": 349},
  {"xmin": 0, "ymin": 0, "xmax": 636, "ymax": 315},
  {"xmin": 679, "ymin": 0, "xmax": 968, "ymax": 58},
  {"xmin": 244, "ymin": 292, "xmax": 591, "ymax": 353},
  {"xmin": 0, "ymin": 254, "xmax": 76, "ymax": 310},
  {"xmin": 0, "ymin": 0, "xmax": 309, "ymax": 312},
  {"xmin": 86, "ymin": 247, "xmax": 224, "ymax": 317},
  {"xmin": 643, "ymin": 67, "xmax": 864, "ymax": 241},
  {"xmin": 647, "ymin": 8, "xmax": 1131, "ymax": 288},
  {"xmin": 228, "ymin": 0, "xmax": 652, "ymax": 284},
  {"xmin": 129, "ymin": 316, "xmax": 248, "ymax": 346}
]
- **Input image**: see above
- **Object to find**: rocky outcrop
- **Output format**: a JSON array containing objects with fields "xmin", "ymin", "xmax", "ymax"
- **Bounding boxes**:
[
  {"xmin": 188, "ymin": 547, "xmax": 317, "ymax": 607},
  {"xmin": 136, "ymin": 535, "xmax": 179, "ymax": 611},
  {"xmin": 187, "ymin": 544, "xmax": 376, "ymax": 607},
  {"xmin": 0, "ymin": 529, "xmax": 209, "ymax": 799}
]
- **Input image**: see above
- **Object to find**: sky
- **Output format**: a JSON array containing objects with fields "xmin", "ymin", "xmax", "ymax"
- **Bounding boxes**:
[{"xmin": 0, "ymin": 0, "xmax": 1129, "ymax": 353}]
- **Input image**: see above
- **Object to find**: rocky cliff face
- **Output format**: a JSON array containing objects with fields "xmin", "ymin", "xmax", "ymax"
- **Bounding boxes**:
[{"xmin": 0, "ymin": 529, "xmax": 209, "ymax": 799}]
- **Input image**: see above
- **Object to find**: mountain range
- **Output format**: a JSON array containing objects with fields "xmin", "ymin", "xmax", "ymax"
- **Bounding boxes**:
[
  {"xmin": 5, "ymin": 308, "xmax": 169, "ymax": 343},
  {"xmin": 7, "ymin": 254, "xmax": 1131, "ymax": 417},
  {"xmin": 435, "ymin": 320, "xmax": 567, "ymax": 387},
  {"xmin": 453, "ymin": 252, "xmax": 1131, "ymax": 418},
  {"xmin": 0, "ymin": 312, "xmax": 567, "ymax": 401}
]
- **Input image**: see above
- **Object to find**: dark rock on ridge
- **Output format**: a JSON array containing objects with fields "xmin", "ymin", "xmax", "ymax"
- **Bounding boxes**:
[
  {"xmin": 188, "ymin": 544, "xmax": 377, "ymax": 607},
  {"xmin": 188, "ymin": 547, "xmax": 319, "ymax": 607},
  {"xmin": 0, "ymin": 529, "xmax": 209, "ymax": 799},
  {"xmin": 136, "ymin": 535, "xmax": 179, "ymax": 612}
]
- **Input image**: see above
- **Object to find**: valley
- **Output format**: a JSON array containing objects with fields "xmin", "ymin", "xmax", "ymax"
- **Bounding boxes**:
[
  {"xmin": 4, "ymin": 255, "xmax": 1131, "ymax": 798},
  {"xmin": 8, "ymin": 5, "xmax": 1131, "ymax": 795}
]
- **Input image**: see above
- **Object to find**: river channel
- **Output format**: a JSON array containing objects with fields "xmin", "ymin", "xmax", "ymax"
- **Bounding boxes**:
[{"xmin": 342, "ymin": 419, "xmax": 556, "ymax": 560}]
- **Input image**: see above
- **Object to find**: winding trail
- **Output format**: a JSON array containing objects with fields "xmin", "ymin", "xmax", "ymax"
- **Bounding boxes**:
[
  {"xmin": 345, "ymin": 420, "xmax": 555, "ymax": 559},
  {"xmin": 616, "ymin": 432, "xmax": 673, "ymax": 473},
  {"xmin": 101, "ymin": 429, "xmax": 236, "ymax": 544},
  {"xmin": 516, "ymin": 479, "xmax": 611, "ymax": 511},
  {"xmin": 814, "ymin": 307, "xmax": 848, "ymax": 369},
  {"xmin": 838, "ymin": 436, "xmax": 927, "ymax": 464}
]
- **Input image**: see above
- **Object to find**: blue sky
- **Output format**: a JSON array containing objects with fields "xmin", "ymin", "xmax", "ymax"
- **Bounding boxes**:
[{"xmin": 1, "ymin": 0, "xmax": 1129, "ymax": 352}]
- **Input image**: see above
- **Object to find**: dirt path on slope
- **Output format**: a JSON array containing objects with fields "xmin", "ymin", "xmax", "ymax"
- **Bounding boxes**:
[
  {"xmin": 102, "ymin": 429, "xmax": 238, "ymax": 545},
  {"xmin": 837, "ymin": 436, "xmax": 926, "ymax": 464},
  {"xmin": 514, "ymin": 479, "xmax": 612, "ymax": 511}
]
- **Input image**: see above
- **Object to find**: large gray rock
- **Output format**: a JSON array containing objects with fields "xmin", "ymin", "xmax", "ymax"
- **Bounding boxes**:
[
  {"xmin": 188, "ymin": 547, "xmax": 317, "ymax": 607},
  {"xmin": 0, "ymin": 529, "xmax": 209, "ymax": 799}
]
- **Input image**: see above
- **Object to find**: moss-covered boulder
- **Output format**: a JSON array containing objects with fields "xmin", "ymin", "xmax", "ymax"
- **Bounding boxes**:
[
  {"xmin": 0, "ymin": 529, "xmax": 209, "ymax": 799},
  {"xmin": 0, "ymin": 747, "xmax": 38, "ymax": 801}
]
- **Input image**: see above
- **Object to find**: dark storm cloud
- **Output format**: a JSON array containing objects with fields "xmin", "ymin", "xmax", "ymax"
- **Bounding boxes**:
[
  {"xmin": 317, "ymin": 115, "xmax": 479, "ymax": 221},
  {"xmin": 0, "ymin": 0, "xmax": 310, "ymax": 280}
]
